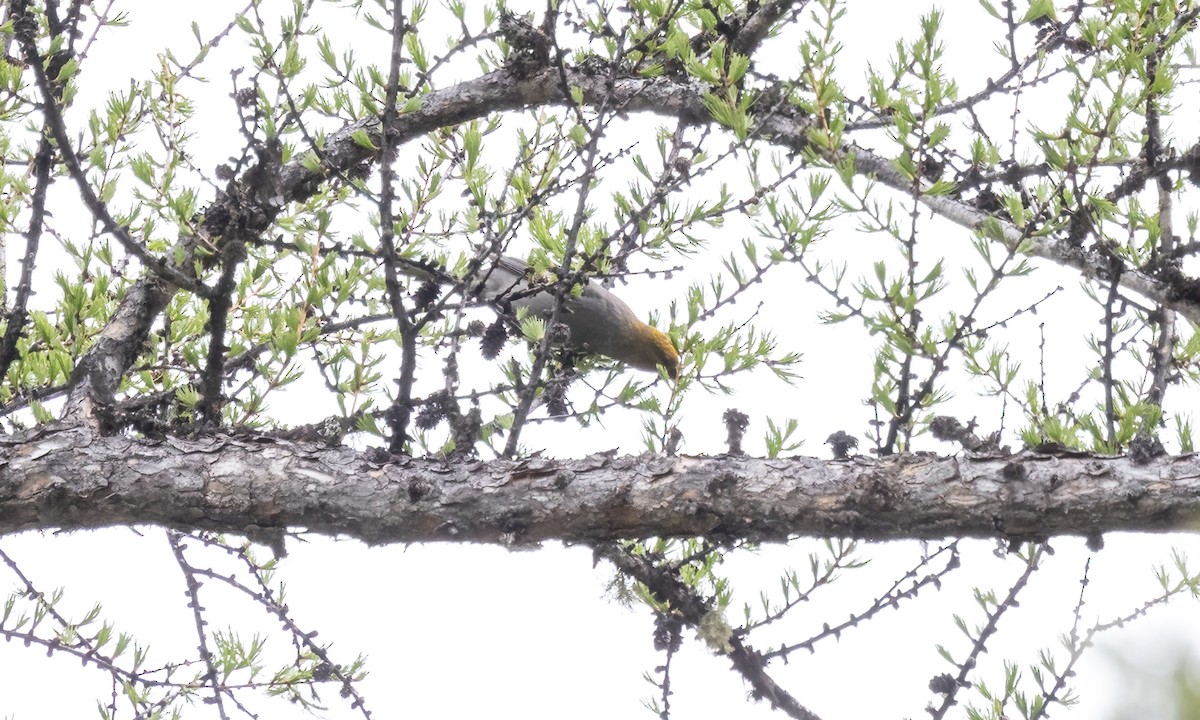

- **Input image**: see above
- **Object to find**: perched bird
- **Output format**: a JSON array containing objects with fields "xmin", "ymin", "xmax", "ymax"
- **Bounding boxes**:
[{"xmin": 471, "ymin": 255, "xmax": 680, "ymax": 378}]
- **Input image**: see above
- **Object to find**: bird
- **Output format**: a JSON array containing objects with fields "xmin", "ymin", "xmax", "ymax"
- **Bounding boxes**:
[{"xmin": 470, "ymin": 254, "xmax": 680, "ymax": 379}]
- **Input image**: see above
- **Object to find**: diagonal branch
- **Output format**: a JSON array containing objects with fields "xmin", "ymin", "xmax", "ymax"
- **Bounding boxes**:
[
  {"xmin": 306, "ymin": 67, "xmax": 1200, "ymax": 329},
  {"xmin": 598, "ymin": 543, "xmax": 823, "ymax": 720},
  {"xmin": 731, "ymin": 0, "xmax": 811, "ymax": 56}
]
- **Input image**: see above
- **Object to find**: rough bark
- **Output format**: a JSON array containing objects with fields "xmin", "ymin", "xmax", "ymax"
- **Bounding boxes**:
[
  {"xmin": 2, "ymin": 425, "xmax": 1196, "ymax": 544},
  {"xmin": 18, "ymin": 26, "xmax": 1200, "ymax": 549}
]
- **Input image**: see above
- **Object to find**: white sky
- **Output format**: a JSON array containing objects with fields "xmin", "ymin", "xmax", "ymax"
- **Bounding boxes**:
[{"xmin": 2, "ymin": 1, "xmax": 1199, "ymax": 719}]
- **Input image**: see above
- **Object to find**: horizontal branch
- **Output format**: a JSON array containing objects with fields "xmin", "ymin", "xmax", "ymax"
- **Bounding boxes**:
[{"xmin": 3, "ymin": 426, "xmax": 1198, "ymax": 543}]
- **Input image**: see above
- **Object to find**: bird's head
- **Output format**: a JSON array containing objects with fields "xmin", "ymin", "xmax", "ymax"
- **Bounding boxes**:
[{"xmin": 627, "ymin": 323, "xmax": 681, "ymax": 379}]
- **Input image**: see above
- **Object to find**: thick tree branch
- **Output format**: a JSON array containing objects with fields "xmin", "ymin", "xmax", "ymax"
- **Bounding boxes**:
[
  {"xmin": 731, "ymin": 0, "xmax": 808, "ymax": 55},
  {"xmin": 65, "ymin": 276, "xmax": 173, "ymax": 427},
  {"xmin": 3, "ymin": 426, "xmax": 1199, "ymax": 543}
]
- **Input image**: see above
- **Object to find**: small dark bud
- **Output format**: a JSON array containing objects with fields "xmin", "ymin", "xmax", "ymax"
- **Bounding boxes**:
[
  {"xmin": 413, "ymin": 280, "xmax": 441, "ymax": 311},
  {"xmin": 974, "ymin": 188, "xmax": 1003, "ymax": 213},
  {"xmin": 653, "ymin": 613, "xmax": 684, "ymax": 653},
  {"xmin": 929, "ymin": 416, "xmax": 964, "ymax": 442},
  {"xmin": 825, "ymin": 430, "xmax": 858, "ymax": 459},
  {"xmin": 1128, "ymin": 433, "xmax": 1165, "ymax": 466},
  {"xmin": 448, "ymin": 407, "xmax": 483, "ymax": 458},
  {"xmin": 312, "ymin": 662, "xmax": 335, "ymax": 682},
  {"xmin": 919, "ymin": 155, "xmax": 945, "ymax": 181},
  {"xmin": 723, "ymin": 409, "xmax": 750, "ymax": 456},
  {"xmin": 545, "ymin": 376, "xmax": 569, "ymax": 417},
  {"xmin": 235, "ymin": 86, "xmax": 257, "ymax": 108},
  {"xmin": 549, "ymin": 321, "xmax": 572, "ymax": 347},
  {"xmin": 415, "ymin": 390, "xmax": 451, "ymax": 430},
  {"xmin": 481, "ymin": 318, "xmax": 508, "ymax": 359},
  {"xmin": 928, "ymin": 674, "xmax": 958, "ymax": 695}
]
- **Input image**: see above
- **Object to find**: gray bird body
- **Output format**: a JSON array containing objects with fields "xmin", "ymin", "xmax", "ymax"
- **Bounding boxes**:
[{"xmin": 474, "ymin": 255, "xmax": 678, "ymax": 377}]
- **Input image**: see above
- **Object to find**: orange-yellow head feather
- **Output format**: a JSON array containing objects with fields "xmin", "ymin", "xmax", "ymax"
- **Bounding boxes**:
[{"xmin": 625, "ymin": 323, "xmax": 680, "ymax": 379}]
